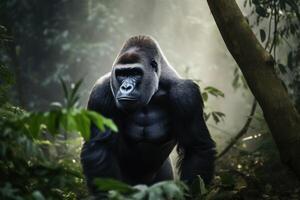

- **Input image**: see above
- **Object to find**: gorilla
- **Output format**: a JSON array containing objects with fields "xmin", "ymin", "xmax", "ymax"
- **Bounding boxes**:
[{"xmin": 81, "ymin": 35, "xmax": 216, "ymax": 194}]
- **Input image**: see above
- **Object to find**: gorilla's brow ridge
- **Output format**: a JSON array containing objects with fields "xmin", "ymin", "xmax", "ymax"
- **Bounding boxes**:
[{"xmin": 117, "ymin": 52, "xmax": 140, "ymax": 64}]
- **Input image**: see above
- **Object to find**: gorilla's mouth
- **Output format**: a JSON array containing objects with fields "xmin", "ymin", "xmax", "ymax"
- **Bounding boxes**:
[
  {"xmin": 117, "ymin": 97, "xmax": 139, "ymax": 107},
  {"xmin": 117, "ymin": 97, "xmax": 138, "ymax": 102},
  {"xmin": 116, "ymin": 97, "xmax": 140, "ymax": 111}
]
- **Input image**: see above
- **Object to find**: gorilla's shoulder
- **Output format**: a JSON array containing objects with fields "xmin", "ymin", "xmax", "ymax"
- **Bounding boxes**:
[
  {"xmin": 90, "ymin": 73, "xmax": 111, "ymax": 100},
  {"xmin": 169, "ymin": 79, "xmax": 203, "ymax": 116},
  {"xmin": 93, "ymin": 72, "xmax": 111, "ymax": 87},
  {"xmin": 87, "ymin": 73, "xmax": 115, "ymax": 116},
  {"xmin": 170, "ymin": 79, "xmax": 201, "ymax": 99}
]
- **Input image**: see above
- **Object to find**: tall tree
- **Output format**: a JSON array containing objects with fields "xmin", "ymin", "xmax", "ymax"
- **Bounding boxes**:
[{"xmin": 207, "ymin": 0, "xmax": 300, "ymax": 178}]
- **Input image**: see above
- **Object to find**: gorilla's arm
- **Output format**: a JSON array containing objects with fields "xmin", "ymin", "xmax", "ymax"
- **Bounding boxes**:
[
  {"xmin": 87, "ymin": 73, "xmax": 116, "ymax": 118},
  {"xmin": 81, "ymin": 74, "xmax": 121, "ymax": 193},
  {"xmin": 170, "ymin": 80, "xmax": 216, "ymax": 184}
]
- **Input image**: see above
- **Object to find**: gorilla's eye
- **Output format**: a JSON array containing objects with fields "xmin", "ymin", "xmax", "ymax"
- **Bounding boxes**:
[
  {"xmin": 115, "ymin": 68, "xmax": 143, "ymax": 83},
  {"xmin": 150, "ymin": 60, "xmax": 158, "ymax": 72}
]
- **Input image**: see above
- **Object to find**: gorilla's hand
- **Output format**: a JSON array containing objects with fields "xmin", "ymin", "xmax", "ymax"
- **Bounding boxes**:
[{"xmin": 80, "ymin": 126, "xmax": 120, "ymax": 193}]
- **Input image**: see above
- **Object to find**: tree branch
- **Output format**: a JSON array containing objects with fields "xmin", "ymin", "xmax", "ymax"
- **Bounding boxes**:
[{"xmin": 217, "ymin": 99, "xmax": 257, "ymax": 159}]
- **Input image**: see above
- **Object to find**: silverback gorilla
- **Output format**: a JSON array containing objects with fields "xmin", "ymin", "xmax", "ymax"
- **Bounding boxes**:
[{"xmin": 81, "ymin": 35, "xmax": 216, "ymax": 193}]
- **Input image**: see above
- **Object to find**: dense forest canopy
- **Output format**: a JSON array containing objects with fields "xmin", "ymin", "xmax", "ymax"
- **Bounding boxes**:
[{"xmin": 0, "ymin": 0, "xmax": 299, "ymax": 199}]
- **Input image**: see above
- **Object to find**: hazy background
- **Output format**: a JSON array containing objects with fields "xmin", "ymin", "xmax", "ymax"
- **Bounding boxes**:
[
  {"xmin": 2, "ymin": 0, "xmax": 300, "ymax": 198},
  {"xmin": 70, "ymin": 0, "xmax": 254, "ymax": 150},
  {"xmin": 0, "ymin": 0, "xmax": 261, "ymax": 151}
]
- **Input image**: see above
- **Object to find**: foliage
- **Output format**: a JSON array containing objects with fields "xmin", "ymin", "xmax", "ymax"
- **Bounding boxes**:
[
  {"xmin": 18, "ymin": 107, "xmax": 117, "ymax": 141},
  {"xmin": 0, "ymin": 24, "xmax": 11, "ymax": 44},
  {"xmin": 243, "ymin": 0, "xmax": 300, "ymax": 111},
  {"xmin": 1, "ymin": 0, "xmax": 299, "ymax": 199},
  {"xmin": 201, "ymin": 86, "xmax": 224, "ymax": 102},
  {"xmin": 0, "ymin": 78, "xmax": 117, "ymax": 199},
  {"xmin": 3, "ymin": 79, "xmax": 118, "ymax": 141},
  {"xmin": 95, "ymin": 179, "xmax": 189, "ymax": 200},
  {"xmin": 244, "ymin": 0, "xmax": 300, "ymax": 50},
  {"xmin": 232, "ymin": 67, "xmax": 248, "ymax": 90},
  {"xmin": 215, "ymin": 131, "xmax": 300, "ymax": 199},
  {"xmin": 0, "ymin": 104, "xmax": 86, "ymax": 200},
  {"xmin": 201, "ymin": 86, "xmax": 226, "ymax": 124},
  {"xmin": 215, "ymin": 105, "xmax": 300, "ymax": 199},
  {"xmin": 0, "ymin": 64, "xmax": 14, "ymax": 105},
  {"xmin": 183, "ymin": 66, "xmax": 226, "ymax": 124}
]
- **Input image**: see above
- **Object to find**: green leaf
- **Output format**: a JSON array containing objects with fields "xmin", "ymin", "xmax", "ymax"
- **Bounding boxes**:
[
  {"xmin": 131, "ymin": 185, "xmax": 148, "ymax": 199},
  {"xmin": 59, "ymin": 110, "xmax": 69, "ymax": 132},
  {"xmin": 287, "ymin": 52, "xmax": 294, "ymax": 70},
  {"xmin": 148, "ymin": 187, "xmax": 163, "ymax": 200},
  {"xmin": 220, "ymin": 172, "xmax": 235, "ymax": 188},
  {"xmin": 190, "ymin": 175, "xmax": 207, "ymax": 198},
  {"xmin": 67, "ymin": 111, "xmax": 77, "ymax": 131},
  {"xmin": 103, "ymin": 117, "xmax": 118, "ymax": 132},
  {"xmin": 204, "ymin": 86, "xmax": 224, "ymax": 98},
  {"xmin": 260, "ymin": 29, "xmax": 266, "ymax": 42},
  {"xmin": 161, "ymin": 181, "xmax": 186, "ymax": 200},
  {"xmin": 85, "ymin": 110, "xmax": 105, "ymax": 132},
  {"xmin": 26, "ymin": 113, "xmax": 43, "ymax": 138},
  {"xmin": 214, "ymin": 111, "xmax": 225, "ymax": 118},
  {"xmin": 59, "ymin": 77, "xmax": 69, "ymax": 102},
  {"xmin": 85, "ymin": 110, "xmax": 118, "ymax": 133},
  {"xmin": 50, "ymin": 102, "xmax": 62, "ymax": 110},
  {"xmin": 44, "ymin": 111, "xmax": 60, "ymax": 135},
  {"xmin": 150, "ymin": 181, "xmax": 186, "ymax": 200},
  {"xmin": 70, "ymin": 79, "xmax": 83, "ymax": 103},
  {"xmin": 212, "ymin": 112, "xmax": 220, "ymax": 124},
  {"xmin": 202, "ymin": 92, "xmax": 208, "ymax": 102},
  {"xmin": 60, "ymin": 110, "xmax": 77, "ymax": 132},
  {"xmin": 210, "ymin": 111, "xmax": 225, "ymax": 124},
  {"xmin": 204, "ymin": 112, "xmax": 211, "ymax": 121},
  {"xmin": 278, "ymin": 64, "xmax": 287, "ymax": 74},
  {"xmin": 255, "ymin": 6, "xmax": 268, "ymax": 17},
  {"xmin": 94, "ymin": 178, "xmax": 137, "ymax": 194},
  {"xmin": 232, "ymin": 78, "xmax": 240, "ymax": 88},
  {"xmin": 107, "ymin": 190, "xmax": 125, "ymax": 199},
  {"xmin": 74, "ymin": 112, "xmax": 91, "ymax": 140},
  {"xmin": 32, "ymin": 190, "xmax": 46, "ymax": 200}
]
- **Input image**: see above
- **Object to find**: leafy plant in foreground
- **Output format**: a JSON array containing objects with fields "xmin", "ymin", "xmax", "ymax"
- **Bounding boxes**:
[{"xmin": 0, "ymin": 79, "xmax": 118, "ymax": 199}]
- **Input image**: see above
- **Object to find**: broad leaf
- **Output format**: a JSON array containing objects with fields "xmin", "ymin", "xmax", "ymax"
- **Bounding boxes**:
[{"xmin": 260, "ymin": 29, "xmax": 266, "ymax": 42}]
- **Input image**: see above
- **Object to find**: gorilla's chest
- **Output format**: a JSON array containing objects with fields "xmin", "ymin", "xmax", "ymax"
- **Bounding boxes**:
[{"xmin": 122, "ymin": 104, "xmax": 171, "ymax": 143}]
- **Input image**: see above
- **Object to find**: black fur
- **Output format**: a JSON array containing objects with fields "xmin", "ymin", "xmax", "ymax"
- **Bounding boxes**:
[{"xmin": 81, "ymin": 35, "xmax": 216, "ymax": 194}]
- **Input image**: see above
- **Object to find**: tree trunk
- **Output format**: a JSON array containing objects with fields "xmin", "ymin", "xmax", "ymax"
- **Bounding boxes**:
[{"xmin": 207, "ymin": 0, "xmax": 300, "ymax": 178}]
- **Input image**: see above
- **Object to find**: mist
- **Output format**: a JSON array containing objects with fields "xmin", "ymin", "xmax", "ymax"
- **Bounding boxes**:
[
  {"xmin": 1, "ymin": 0, "xmax": 254, "ymax": 150},
  {"xmin": 2, "ymin": 0, "xmax": 300, "ymax": 198},
  {"xmin": 69, "ymin": 0, "xmax": 254, "ymax": 150}
]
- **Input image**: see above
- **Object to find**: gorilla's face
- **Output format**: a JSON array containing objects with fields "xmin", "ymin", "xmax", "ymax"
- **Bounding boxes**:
[{"xmin": 111, "ymin": 48, "xmax": 160, "ymax": 111}]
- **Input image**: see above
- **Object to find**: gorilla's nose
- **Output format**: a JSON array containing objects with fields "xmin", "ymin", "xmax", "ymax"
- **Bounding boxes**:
[
  {"xmin": 121, "ymin": 84, "xmax": 133, "ymax": 92},
  {"xmin": 120, "ymin": 79, "xmax": 135, "ymax": 94}
]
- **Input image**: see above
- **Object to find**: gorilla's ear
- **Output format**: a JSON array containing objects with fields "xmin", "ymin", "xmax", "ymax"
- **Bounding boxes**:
[
  {"xmin": 169, "ymin": 80, "xmax": 204, "ymax": 118},
  {"xmin": 87, "ymin": 73, "xmax": 116, "ymax": 118}
]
